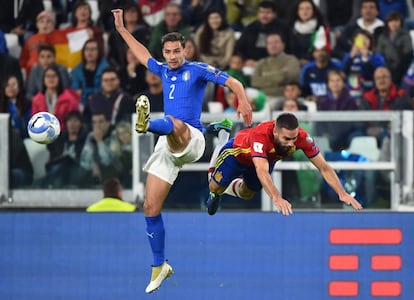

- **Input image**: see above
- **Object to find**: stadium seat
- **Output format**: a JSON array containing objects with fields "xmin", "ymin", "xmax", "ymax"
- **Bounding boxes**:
[
  {"xmin": 4, "ymin": 33, "xmax": 21, "ymax": 59},
  {"xmin": 23, "ymin": 138, "xmax": 49, "ymax": 181},
  {"xmin": 87, "ymin": 0, "xmax": 100, "ymax": 23},
  {"xmin": 43, "ymin": 0, "xmax": 52, "ymax": 11},
  {"xmin": 347, "ymin": 136, "xmax": 380, "ymax": 161},
  {"xmin": 313, "ymin": 136, "xmax": 331, "ymax": 155}
]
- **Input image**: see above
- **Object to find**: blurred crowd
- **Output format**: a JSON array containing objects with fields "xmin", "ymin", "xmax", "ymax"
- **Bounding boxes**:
[{"xmin": 1, "ymin": 0, "xmax": 413, "ymax": 197}]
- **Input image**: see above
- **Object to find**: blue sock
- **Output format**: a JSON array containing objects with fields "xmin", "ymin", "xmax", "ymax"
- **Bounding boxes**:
[
  {"xmin": 145, "ymin": 214, "xmax": 165, "ymax": 266},
  {"xmin": 148, "ymin": 117, "xmax": 174, "ymax": 135}
]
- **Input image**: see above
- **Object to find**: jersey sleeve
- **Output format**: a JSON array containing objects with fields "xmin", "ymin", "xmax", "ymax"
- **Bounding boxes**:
[
  {"xmin": 147, "ymin": 57, "xmax": 164, "ymax": 77},
  {"xmin": 296, "ymin": 128, "xmax": 320, "ymax": 158},
  {"xmin": 195, "ymin": 63, "xmax": 230, "ymax": 86}
]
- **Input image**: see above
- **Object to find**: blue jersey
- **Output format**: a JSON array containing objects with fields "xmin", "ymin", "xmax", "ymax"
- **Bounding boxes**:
[{"xmin": 147, "ymin": 58, "xmax": 230, "ymax": 132}]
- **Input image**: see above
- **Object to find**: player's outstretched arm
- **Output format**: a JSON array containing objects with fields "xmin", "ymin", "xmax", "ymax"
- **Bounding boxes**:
[
  {"xmin": 225, "ymin": 77, "xmax": 252, "ymax": 126},
  {"xmin": 253, "ymin": 157, "xmax": 293, "ymax": 215},
  {"xmin": 112, "ymin": 9, "xmax": 151, "ymax": 68},
  {"xmin": 310, "ymin": 153, "xmax": 363, "ymax": 210}
]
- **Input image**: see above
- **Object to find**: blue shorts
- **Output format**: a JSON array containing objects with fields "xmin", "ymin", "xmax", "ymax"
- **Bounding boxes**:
[{"xmin": 211, "ymin": 138, "xmax": 274, "ymax": 192}]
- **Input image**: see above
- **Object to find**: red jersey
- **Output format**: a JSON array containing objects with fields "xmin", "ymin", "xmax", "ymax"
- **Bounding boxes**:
[{"xmin": 233, "ymin": 121, "xmax": 320, "ymax": 167}]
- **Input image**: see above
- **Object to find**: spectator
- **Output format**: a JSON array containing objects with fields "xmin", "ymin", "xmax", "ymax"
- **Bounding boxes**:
[
  {"xmin": 194, "ymin": 8, "xmax": 235, "ymax": 69},
  {"xmin": 71, "ymin": 38, "xmax": 109, "ymax": 108},
  {"xmin": 273, "ymin": 81, "xmax": 309, "ymax": 111},
  {"xmin": 86, "ymin": 177, "xmax": 136, "ymax": 212},
  {"xmin": 0, "ymin": 75, "xmax": 31, "ymax": 138},
  {"xmin": 362, "ymin": 66, "xmax": 413, "ymax": 111},
  {"xmin": 31, "ymin": 65, "xmax": 80, "ymax": 132},
  {"xmin": 287, "ymin": 0, "xmax": 325, "ymax": 67},
  {"xmin": 119, "ymin": 48, "xmax": 148, "ymax": 98},
  {"xmin": 234, "ymin": 0, "xmax": 287, "ymax": 68},
  {"xmin": 250, "ymin": 32, "xmax": 300, "ymax": 109},
  {"xmin": 223, "ymin": 88, "xmax": 237, "ymax": 113},
  {"xmin": 316, "ymin": 70, "xmax": 361, "ymax": 150},
  {"xmin": 19, "ymin": 10, "xmax": 55, "ymax": 77},
  {"xmin": 226, "ymin": 53, "xmax": 251, "ymax": 87},
  {"xmin": 112, "ymin": 121, "xmax": 133, "ymax": 188},
  {"xmin": 48, "ymin": 0, "xmax": 104, "ymax": 69},
  {"xmin": 107, "ymin": 2, "xmax": 151, "ymax": 69},
  {"xmin": 0, "ymin": 52, "xmax": 24, "ymax": 86},
  {"xmin": 148, "ymin": 3, "xmax": 192, "ymax": 60},
  {"xmin": 361, "ymin": 67, "xmax": 413, "ymax": 145},
  {"xmin": 87, "ymin": 67, "xmax": 135, "ymax": 126},
  {"xmin": 300, "ymin": 26, "xmax": 342, "ymax": 99},
  {"xmin": 26, "ymin": 44, "xmax": 71, "ymax": 103},
  {"xmin": 376, "ymin": 11, "xmax": 413, "ymax": 86},
  {"xmin": 42, "ymin": 110, "xmax": 87, "ymax": 188},
  {"xmin": 184, "ymin": 37, "xmax": 200, "ymax": 61},
  {"xmin": 333, "ymin": 0, "xmax": 385, "ymax": 60},
  {"xmin": 341, "ymin": 29, "xmax": 385, "ymax": 99},
  {"xmin": 79, "ymin": 112, "xmax": 121, "ymax": 186},
  {"xmin": 137, "ymin": 70, "xmax": 164, "ymax": 113},
  {"xmin": 181, "ymin": 0, "xmax": 225, "ymax": 31}
]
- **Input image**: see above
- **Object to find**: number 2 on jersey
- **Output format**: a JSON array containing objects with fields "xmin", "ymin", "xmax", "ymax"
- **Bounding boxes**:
[{"xmin": 169, "ymin": 84, "xmax": 175, "ymax": 100}]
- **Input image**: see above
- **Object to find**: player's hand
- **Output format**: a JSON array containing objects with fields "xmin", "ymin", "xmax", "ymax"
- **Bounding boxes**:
[
  {"xmin": 112, "ymin": 9, "xmax": 125, "ymax": 31},
  {"xmin": 272, "ymin": 197, "xmax": 293, "ymax": 216},
  {"xmin": 340, "ymin": 193, "xmax": 363, "ymax": 210},
  {"xmin": 237, "ymin": 100, "xmax": 253, "ymax": 126}
]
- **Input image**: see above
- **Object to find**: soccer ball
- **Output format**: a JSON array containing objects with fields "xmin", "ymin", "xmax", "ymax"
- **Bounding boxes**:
[{"xmin": 27, "ymin": 112, "xmax": 61, "ymax": 144}]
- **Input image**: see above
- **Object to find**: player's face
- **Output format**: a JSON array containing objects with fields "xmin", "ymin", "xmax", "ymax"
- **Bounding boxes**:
[
  {"xmin": 274, "ymin": 127, "xmax": 299, "ymax": 152},
  {"xmin": 163, "ymin": 41, "xmax": 185, "ymax": 69}
]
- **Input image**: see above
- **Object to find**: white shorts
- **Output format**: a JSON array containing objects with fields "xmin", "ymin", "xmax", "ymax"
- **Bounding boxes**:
[{"xmin": 143, "ymin": 123, "xmax": 205, "ymax": 185}]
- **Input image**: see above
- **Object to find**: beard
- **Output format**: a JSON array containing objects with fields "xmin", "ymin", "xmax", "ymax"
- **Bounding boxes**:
[{"xmin": 276, "ymin": 140, "xmax": 292, "ymax": 153}]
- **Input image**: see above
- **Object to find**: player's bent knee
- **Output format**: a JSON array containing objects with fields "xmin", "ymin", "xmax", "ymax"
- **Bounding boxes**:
[{"xmin": 209, "ymin": 181, "xmax": 226, "ymax": 195}]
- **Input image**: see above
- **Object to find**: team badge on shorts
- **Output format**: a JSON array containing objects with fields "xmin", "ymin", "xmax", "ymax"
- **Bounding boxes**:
[{"xmin": 214, "ymin": 171, "xmax": 223, "ymax": 183}]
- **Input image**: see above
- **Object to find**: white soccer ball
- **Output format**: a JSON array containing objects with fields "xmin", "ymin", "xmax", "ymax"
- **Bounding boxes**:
[{"xmin": 27, "ymin": 112, "xmax": 61, "ymax": 144}]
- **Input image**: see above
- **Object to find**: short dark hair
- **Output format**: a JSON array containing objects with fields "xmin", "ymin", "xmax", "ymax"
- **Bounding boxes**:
[
  {"xmin": 103, "ymin": 178, "xmax": 122, "ymax": 198},
  {"xmin": 38, "ymin": 44, "xmax": 56, "ymax": 56},
  {"xmin": 101, "ymin": 66, "xmax": 119, "ymax": 78},
  {"xmin": 386, "ymin": 11, "xmax": 404, "ymax": 25},
  {"xmin": 284, "ymin": 81, "xmax": 301, "ymax": 89},
  {"xmin": 361, "ymin": 0, "xmax": 379, "ymax": 11},
  {"xmin": 275, "ymin": 113, "xmax": 299, "ymax": 130},
  {"xmin": 259, "ymin": 0, "xmax": 277, "ymax": 12},
  {"xmin": 65, "ymin": 110, "xmax": 83, "ymax": 123},
  {"xmin": 161, "ymin": 32, "xmax": 186, "ymax": 48}
]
